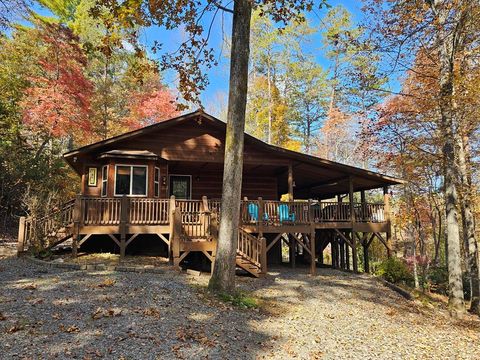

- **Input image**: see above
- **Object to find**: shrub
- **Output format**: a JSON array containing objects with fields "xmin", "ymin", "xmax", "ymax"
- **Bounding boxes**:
[
  {"xmin": 425, "ymin": 266, "xmax": 448, "ymax": 295},
  {"xmin": 376, "ymin": 257, "xmax": 414, "ymax": 285}
]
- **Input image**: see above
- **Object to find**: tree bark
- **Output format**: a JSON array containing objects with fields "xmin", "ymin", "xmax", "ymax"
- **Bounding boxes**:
[
  {"xmin": 208, "ymin": 0, "xmax": 252, "ymax": 294},
  {"xmin": 456, "ymin": 133, "xmax": 480, "ymax": 314},
  {"xmin": 430, "ymin": 0, "xmax": 465, "ymax": 317}
]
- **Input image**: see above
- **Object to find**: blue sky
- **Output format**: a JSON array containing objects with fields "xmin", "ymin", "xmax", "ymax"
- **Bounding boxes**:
[
  {"xmin": 29, "ymin": 0, "xmax": 394, "ymax": 115},
  {"xmin": 137, "ymin": 0, "xmax": 367, "ymax": 114}
]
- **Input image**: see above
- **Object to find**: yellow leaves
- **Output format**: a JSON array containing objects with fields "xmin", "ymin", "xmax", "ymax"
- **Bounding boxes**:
[
  {"xmin": 22, "ymin": 283, "xmax": 37, "ymax": 291},
  {"xmin": 59, "ymin": 324, "xmax": 80, "ymax": 333},
  {"xmin": 96, "ymin": 278, "xmax": 116, "ymax": 288}
]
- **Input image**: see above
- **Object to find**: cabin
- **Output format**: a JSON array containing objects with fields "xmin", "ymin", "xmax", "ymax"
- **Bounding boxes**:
[{"xmin": 17, "ymin": 110, "xmax": 402, "ymax": 277}]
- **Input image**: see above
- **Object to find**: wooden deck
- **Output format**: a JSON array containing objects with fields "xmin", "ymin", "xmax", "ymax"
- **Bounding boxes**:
[{"xmin": 17, "ymin": 196, "xmax": 392, "ymax": 277}]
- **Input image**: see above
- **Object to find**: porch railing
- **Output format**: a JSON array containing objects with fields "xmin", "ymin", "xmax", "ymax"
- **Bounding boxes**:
[{"xmin": 76, "ymin": 197, "xmax": 387, "ymax": 226}]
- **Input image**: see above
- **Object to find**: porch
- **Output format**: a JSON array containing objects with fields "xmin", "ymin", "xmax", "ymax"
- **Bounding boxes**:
[{"xmin": 17, "ymin": 193, "xmax": 392, "ymax": 277}]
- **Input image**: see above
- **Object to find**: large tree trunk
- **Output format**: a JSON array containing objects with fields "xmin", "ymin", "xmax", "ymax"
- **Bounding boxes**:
[
  {"xmin": 430, "ymin": 0, "xmax": 465, "ymax": 317},
  {"xmin": 209, "ymin": 0, "xmax": 252, "ymax": 294},
  {"xmin": 456, "ymin": 134, "xmax": 480, "ymax": 314}
]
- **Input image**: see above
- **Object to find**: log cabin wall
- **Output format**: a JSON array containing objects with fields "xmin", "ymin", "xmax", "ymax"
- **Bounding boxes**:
[{"xmin": 190, "ymin": 172, "xmax": 278, "ymax": 200}]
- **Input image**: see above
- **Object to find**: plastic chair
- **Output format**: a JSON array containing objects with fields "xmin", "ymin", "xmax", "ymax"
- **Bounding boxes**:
[
  {"xmin": 247, "ymin": 203, "xmax": 259, "ymax": 221},
  {"xmin": 247, "ymin": 203, "xmax": 269, "ymax": 222},
  {"xmin": 278, "ymin": 203, "xmax": 295, "ymax": 222}
]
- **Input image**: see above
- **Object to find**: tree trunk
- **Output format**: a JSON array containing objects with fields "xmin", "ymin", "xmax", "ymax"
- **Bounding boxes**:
[
  {"xmin": 208, "ymin": 0, "xmax": 252, "ymax": 294},
  {"xmin": 430, "ymin": 0, "xmax": 465, "ymax": 317},
  {"xmin": 456, "ymin": 134, "xmax": 480, "ymax": 314}
]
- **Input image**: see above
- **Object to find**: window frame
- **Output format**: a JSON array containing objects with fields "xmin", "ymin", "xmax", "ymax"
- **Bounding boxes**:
[
  {"xmin": 168, "ymin": 174, "xmax": 192, "ymax": 200},
  {"xmin": 154, "ymin": 167, "xmax": 160, "ymax": 198},
  {"xmin": 101, "ymin": 165, "xmax": 108, "ymax": 197},
  {"xmin": 114, "ymin": 164, "xmax": 148, "ymax": 197}
]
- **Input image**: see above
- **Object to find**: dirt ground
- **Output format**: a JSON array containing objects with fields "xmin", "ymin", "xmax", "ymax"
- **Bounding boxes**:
[{"xmin": 1, "ymin": 255, "xmax": 479, "ymax": 359}]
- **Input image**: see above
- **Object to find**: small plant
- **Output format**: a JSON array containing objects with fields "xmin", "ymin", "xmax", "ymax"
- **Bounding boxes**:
[
  {"xmin": 376, "ymin": 257, "xmax": 414, "ymax": 286},
  {"xmin": 217, "ymin": 291, "xmax": 258, "ymax": 309}
]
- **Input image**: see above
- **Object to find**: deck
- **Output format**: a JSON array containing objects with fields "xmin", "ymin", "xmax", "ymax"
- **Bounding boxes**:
[{"xmin": 17, "ymin": 196, "xmax": 392, "ymax": 277}]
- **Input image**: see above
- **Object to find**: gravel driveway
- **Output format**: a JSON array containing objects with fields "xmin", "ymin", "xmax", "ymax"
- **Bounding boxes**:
[{"xmin": 1, "ymin": 257, "xmax": 479, "ymax": 359}]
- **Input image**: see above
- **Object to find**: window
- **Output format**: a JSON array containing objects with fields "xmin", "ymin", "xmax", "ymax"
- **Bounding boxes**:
[
  {"xmin": 154, "ymin": 167, "xmax": 160, "ymax": 197},
  {"xmin": 114, "ymin": 165, "xmax": 147, "ymax": 196},
  {"xmin": 101, "ymin": 165, "xmax": 108, "ymax": 197},
  {"xmin": 169, "ymin": 175, "xmax": 191, "ymax": 199}
]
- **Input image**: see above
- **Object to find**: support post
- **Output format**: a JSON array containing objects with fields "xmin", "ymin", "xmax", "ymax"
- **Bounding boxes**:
[
  {"xmin": 288, "ymin": 163, "xmax": 294, "ymax": 201},
  {"xmin": 383, "ymin": 186, "xmax": 392, "ymax": 257},
  {"xmin": 119, "ymin": 195, "xmax": 128, "ymax": 259},
  {"xmin": 17, "ymin": 216, "xmax": 26, "ymax": 256},
  {"xmin": 72, "ymin": 194, "xmax": 82, "ymax": 258},
  {"xmin": 351, "ymin": 231, "xmax": 358, "ymax": 273},
  {"xmin": 363, "ymin": 239, "xmax": 370, "ymax": 273},
  {"xmin": 349, "ymin": 176, "xmax": 355, "ymax": 224},
  {"xmin": 289, "ymin": 234, "xmax": 296, "ymax": 268},
  {"xmin": 310, "ymin": 229, "xmax": 316, "ymax": 275},
  {"xmin": 172, "ymin": 207, "xmax": 182, "ymax": 268},
  {"xmin": 360, "ymin": 190, "xmax": 366, "ymax": 222},
  {"xmin": 331, "ymin": 237, "xmax": 337, "ymax": 269},
  {"xmin": 257, "ymin": 197, "xmax": 264, "ymax": 236},
  {"xmin": 340, "ymin": 238, "xmax": 345, "ymax": 269},
  {"xmin": 168, "ymin": 195, "xmax": 176, "ymax": 263},
  {"xmin": 260, "ymin": 236, "xmax": 267, "ymax": 275},
  {"xmin": 345, "ymin": 239, "xmax": 350, "ymax": 270}
]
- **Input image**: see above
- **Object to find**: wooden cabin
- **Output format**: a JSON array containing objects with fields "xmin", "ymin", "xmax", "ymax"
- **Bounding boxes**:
[{"xmin": 17, "ymin": 110, "xmax": 402, "ymax": 277}]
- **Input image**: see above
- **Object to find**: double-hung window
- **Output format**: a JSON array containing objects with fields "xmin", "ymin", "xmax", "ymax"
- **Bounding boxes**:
[
  {"xmin": 154, "ymin": 167, "xmax": 160, "ymax": 197},
  {"xmin": 101, "ymin": 165, "xmax": 108, "ymax": 197},
  {"xmin": 115, "ymin": 165, "xmax": 147, "ymax": 196}
]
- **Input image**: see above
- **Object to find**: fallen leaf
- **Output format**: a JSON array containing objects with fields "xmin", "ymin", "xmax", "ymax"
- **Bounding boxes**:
[{"xmin": 23, "ymin": 284, "xmax": 37, "ymax": 291}]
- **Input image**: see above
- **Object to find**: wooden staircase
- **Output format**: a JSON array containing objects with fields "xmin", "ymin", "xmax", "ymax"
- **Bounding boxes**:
[
  {"xmin": 18, "ymin": 199, "xmax": 75, "ymax": 253},
  {"xmin": 236, "ymin": 228, "xmax": 265, "ymax": 277}
]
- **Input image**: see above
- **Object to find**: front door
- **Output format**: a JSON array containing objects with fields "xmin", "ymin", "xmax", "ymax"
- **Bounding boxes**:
[{"xmin": 169, "ymin": 175, "xmax": 191, "ymax": 199}]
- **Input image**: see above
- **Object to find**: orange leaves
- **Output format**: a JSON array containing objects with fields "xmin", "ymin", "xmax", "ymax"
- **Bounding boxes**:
[{"xmin": 21, "ymin": 23, "xmax": 93, "ymax": 141}]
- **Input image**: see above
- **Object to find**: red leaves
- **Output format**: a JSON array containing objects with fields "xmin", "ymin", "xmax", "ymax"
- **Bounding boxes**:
[{"xmin": 21, "ymin": 23, "xmax": 93, "ymax": 140}]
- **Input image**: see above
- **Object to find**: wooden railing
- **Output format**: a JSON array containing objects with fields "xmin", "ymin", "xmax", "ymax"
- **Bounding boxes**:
[
  {"xmin": 82, "ymin": 197, "xmax": 121, "ymax": 225},
  {"xmin": 237, "ymin": 228, "xmax": 262, "ymax": 267},
  {"xmin": 130, "ymin": 198, "xmax": 169, "ymax": 225},
  {"xmin": 18, "ymin": 199, "xmax": 75, "ymax": 252}
]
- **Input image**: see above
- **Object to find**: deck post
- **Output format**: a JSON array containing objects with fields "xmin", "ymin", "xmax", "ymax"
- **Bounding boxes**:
[
  {"xmin": 172, "ymin": 207, "xmax": 182, "ymax": 268},
  {"xmin": 72, "ymin": 194, "xmax": 82, "ymax": 258},
  {"xmin": 168, "ymin": 195, "xmax": 176, "ymax": 263},
  {"xmin": 260, "ymin": 236, "xmax": 267, "ymax": 275},
  {"xmin": 289, "ymin": 234, "xmax": 296, "ymax": 268},
  {"xmin": 119, "ymin": 195, "xmax": 128, "ymax": 258},
  {"xmin": 288, "ymin": 163, "xmax": 294, "ymax": 201},
  {"xmin": 257, "ymin": 197, "xmax": 264, "ymax": 236},
  {"xmin": 363, "ymin": 238, "xmax": 370, "ymax": 273},
  {"xmin": 331, "ymin": 235, "xmax": 337, "ymax": 269},
  {"xmin": 349, "ymin": 178, "xmax": 358, "ymax": 273},
  {"xmin": 351, "ymin": 231, "xmax": 358, "ymax": 273},
  {"xmin": 383, "ymin": 186, "xmax": 392, "ymax": 257},
  {"xmin": 340, "ymin": 238, "xmax": 345, "ymax": 269},
  {"xmin": 17, "ymin": 216, "xmax": 26, "ymax": 256},
  {"xmin": 360, "ymin": 190, "xmax": 366, "ymax": 222},
  {"xmin": 345, "ymin": 240, "xmax": 350, "ymax": 270},
  {"xmin": 310, "ymin": 229, "xmax": 316, "ymax": 275}
]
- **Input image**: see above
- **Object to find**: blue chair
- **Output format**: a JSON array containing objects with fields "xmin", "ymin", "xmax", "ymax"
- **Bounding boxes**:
[
  {"xmin": 247, "ymin": 203, "xmax": 269, "ymax": 222},
  {"xmin": 247, "ymin": 203, "xmax": 259, "ymax": 221},
  {"xmin": 279, "ymin": 203, "xmax": 295, "ymax": 222}
]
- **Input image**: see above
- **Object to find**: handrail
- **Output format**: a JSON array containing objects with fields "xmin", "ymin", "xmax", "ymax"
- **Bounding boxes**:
[{"xmin": 237, "ymin": 228, "xmax": 262, "ymax": 267}]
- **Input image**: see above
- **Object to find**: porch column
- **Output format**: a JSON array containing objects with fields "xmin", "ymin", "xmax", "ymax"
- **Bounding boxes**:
[
  {"xmin": 288, "ymin": 163, "xmax": 294, "ymax": 201},
  {"xmin": 383, "ymin": 186, "xmax": 392, "ymax": 257},
  {"xmin": 349, "ymin": 177, "xmax": 358, "ymax": 273},
  {"xmin": 72, "ymin": 194, "xmax": 82, "ymax": 258},
  {"xmin": 120, "ymin": 195, "xmax": 128, "ymax": 258},
  {"xmin": 360, "ymin": 190, "xmax": 366, "ymax": 222}
]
